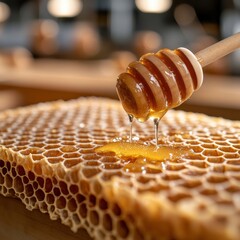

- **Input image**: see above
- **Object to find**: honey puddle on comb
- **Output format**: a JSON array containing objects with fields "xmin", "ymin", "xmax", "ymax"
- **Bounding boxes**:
[{"xmin": 96, "ymin": 142, "xmax": 192, "ymax": 173}]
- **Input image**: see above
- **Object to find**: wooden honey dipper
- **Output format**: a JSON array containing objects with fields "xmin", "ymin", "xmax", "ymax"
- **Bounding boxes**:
[{"xmin": 116, "ymin": 33, "xmax": 240, "ymax": 123}]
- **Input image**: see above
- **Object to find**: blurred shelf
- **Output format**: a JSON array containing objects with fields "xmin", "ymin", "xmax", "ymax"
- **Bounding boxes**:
[
  {"xmin": 188, "ymin": 74, "xmax": 240, "ymax": 109},
  {"xmin": 0, "ymin": 90, "xmax": 22, "ymax": 111},
  {"xmin": 0, "ymin": 58, "xmax": 119, "ymax": 105},
  {"xmin": 181, "ymin": 74, "xmax": 240, "ymax": 120},
  {"xmin": 0, "ymin": 59, "xmax": 239, "ymax": 120}
]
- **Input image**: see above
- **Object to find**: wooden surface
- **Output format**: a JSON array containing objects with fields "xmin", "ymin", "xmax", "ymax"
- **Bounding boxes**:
[
  {"xmin": 182, "ymin": 74, "xmax": 240, "ymax": 120},
  {"xmin": 0, "ymin": 195, "xmax": 92, "ymax": 240},
  {"xmin": 0, "ymin": 59, "xmax": 118, "ymax": 98}
]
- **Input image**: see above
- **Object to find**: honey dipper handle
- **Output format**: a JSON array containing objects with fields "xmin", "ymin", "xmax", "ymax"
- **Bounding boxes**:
[{"xmin": 195, "ymin": 32, "xmax": 240, "ymax": 67}]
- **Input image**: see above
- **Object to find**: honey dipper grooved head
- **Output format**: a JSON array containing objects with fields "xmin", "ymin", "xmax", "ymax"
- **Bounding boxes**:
[{"xmin": 116, "ymin": 47, "xmax": 203, "ymax": 121}]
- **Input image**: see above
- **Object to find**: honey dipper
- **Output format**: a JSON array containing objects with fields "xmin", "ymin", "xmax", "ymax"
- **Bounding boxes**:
[{"xmin": 116, "ymin": 33, "xmax": 240, "ymax": 122}]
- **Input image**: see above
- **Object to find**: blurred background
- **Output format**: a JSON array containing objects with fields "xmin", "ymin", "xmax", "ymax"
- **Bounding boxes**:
[{"xmin": 0, "ymin": 0, "xmax": 239, "ymax": 119}]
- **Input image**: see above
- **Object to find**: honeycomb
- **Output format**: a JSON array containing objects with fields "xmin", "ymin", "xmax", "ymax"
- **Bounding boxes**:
[{"xmin": 0, "ymin": 97, "xmax": 239, "ymax": 240}]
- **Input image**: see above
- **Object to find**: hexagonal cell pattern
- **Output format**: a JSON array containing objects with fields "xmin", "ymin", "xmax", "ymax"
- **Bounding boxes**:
[{"xmin": 0, "ymin": 98, "xmax": 239, "ymax": 240}]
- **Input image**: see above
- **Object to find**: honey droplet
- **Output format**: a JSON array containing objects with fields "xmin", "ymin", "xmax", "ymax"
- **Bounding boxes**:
[{"xmin": 95, "ymin": 142, "xmax": 192, "ymax": 173}]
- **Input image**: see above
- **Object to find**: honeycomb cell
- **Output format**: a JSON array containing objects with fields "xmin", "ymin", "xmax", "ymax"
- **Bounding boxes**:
[
  {"xmin": 25, "ymin": 184, "xmax": 34, "ymax": 197},
  {"xmin": 199, "ymin": 188, "xmax": 218, "ymax": 197},
  {"xmin": 80, "ymin": 180, "xmax": 90, "ymax": 195},
  {"xmin": 53, "ymin": 187, "xmax": 61, "ymax": 197},
  {"xmin": 46, "ymin": 193, "xmax": 55, "ymax": 204},
  {"xmin": 68, "ymin": 197, "xmax": 77, "ymax": 212},
  {"xmin": 82, "ymin": 154, "xmax": 101, "ymax": 161},
  {"xmin": 183, "ymin": 169, "xmax": 207, "ymax": 178},
  {"xmin": 4, "ymin": 174, "xmax": 13, "ymax": 189},
  {"xmin": 48, "ymin": 157, "xmax": 64, "ymax": 164},
  {"xmin": 0, "ymin": 173, "xmax": 4, "ymax": 184},
  {"xmin": 64, "ymin": 159, "xmax": 82, "ymax": 168},
  {"xmin": 167, "ymin": 191, "xmax": 192, "ymax": 203},
  {"xmin": 89, "ymin": 210, "xmax": 99, "ymax": 226},
  {"xmin": 31, "ymin": 154, "xmax": 44, "ymax": 161},
  {"xmin": 82, "ymin": 168, "xmax": 101, "ymax": 179},
  {"xmin": 30, "ymin": 196, "xmax": 37, "ymax": 206},
  {"xmin": 76, "ymin": 193, "xmax": 86, "ymax": 204},
  {"xmin": 20, "ymin": 148, "xmax": 45, "ymax": 156},
  {"xmin": 11, "ymin": 167, "xmax": 17, "ymax": 178},
  {"xmin": 72, "ymin": 213, "xmax": 81, "ymax": 225},
  {"xmin": 188, "ymin": 161, "xmax": 208, "ymax": 169},
  {"xmin": 31, "ymin": 142, "xmax": 45, "ymax": 148},
  {"xmin": 35, "ymin": 189, "xmax": 45, "ymax": 201},
  {"xmin": 40, "ymin": 202, "xmax": 48, "ymax": 212},
  {"xmin": 225, "ymin": 184, "xmax": 240, "ymax": 193},
  {"xmin": 103, "ymin": 213, "xmax": 113, "ymax": 231},
  {"xmin": 37, "ymin": 176, "xmax": 44, "ymax": 188},
  {"xmin": 104, "ymin": 163, "xmax": 122, "ymax": 170},
  {"xmin": 162, "ymin": 173, "xmax": 182, "ymax": 181},
  {"xmin": 79, "ymin": 203, "xmax": 87, "ymax": 218},
  {"xmin": 45, "ymin": 178, "xmax": 53, "ymax": 193},
  {"xmin": 63, "ymin": 153, "xmax": 80, "ymax": 159},
  {"xmin": 59, "ymin": 181, "xmax": 69, "ymax": 195},
  {"xmin": 89, "ymin": 194, "xmax": 97, "ymax": 207},
  {"xmin": 133, "ymin": 228, "xmax": 144, "ymax": 240},
  {"xmin": 80, "ymin": 149, "xmax": 94, "ymax": 154},
  {"xmin": 18, "ymin": 141, "xmax": 29, "ymax": 147},
  {"xmin": 13, "ymin": 176, "xmax": 24, "ymax": 193},
  {"xmin": 56, "ymin": 196, "xmax": 67, "ymax": 209},
  {"xmin": 78, "ymin": 143, "xmax": 94, "ymax": 149},
  {"xmin": 46, "ymin": 139, "xmax": 61, "ymax": 144},
  {"xmin": 17, "ymin": 165, "xmax": 25, "ymax": 176},
  {"xmin": 69, "ymin": 184, "xmax": 79, "ymax": 195},
  {"xmin": 207, "ymin": 175, "xmax": 228, "ymax": 184},
  {"xmin": 201, "ymin": 143, "xmax": 218, "ymax": 149},
  {"xmin": 112, "ymin": 203, "xmax": 122, "ymax": 216},
  {"xmin": 1, "ymin": 167, "xmax": 7, "ymax": 175},
  {"xmin": 224, "ymin": 153, "xmax": 239, "ymax": 159},
  {"xmin": 93, "ymin": 180, "xmax": 102, "ymax": 195},
  {"xmin": 23, "ymin": 176, "xmax": 29, "ymax": 184},
  {"xmin": 180, "ymin": 180, "xmax": 202, "ymax": 189},
  {"xmin": 60, "ymin": 146, "xmax": 78, "ymax": 153},
  {"xmin": 34, "ymin": 163, "xmax": 43, "ymax": 175},
  {"xmin": 99, "ymin": 198, "xmax": 108, "ymax": 210},
  {"xmin": 44, "ymin": 150, "xmax": 62, "ymax": 157},
  {"xmin": 44, "ymin": 144, "xmax": 61, "ymax": 150},
  {"xmin": 0, "ymin": 160, "xmax": 4, "ymax": 167},
  {"xmin": 117, "ymin": 219, "xmax": 129, "ymax": 238}
]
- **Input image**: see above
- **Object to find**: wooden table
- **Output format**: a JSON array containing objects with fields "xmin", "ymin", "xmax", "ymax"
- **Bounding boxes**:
[
  {"xmin": 0, "ymin": 195, "xmax": 92, "ymax": 240},
  {"xmin": 0, "ymin": 59, "xmax": 119, "ymax": 106}
]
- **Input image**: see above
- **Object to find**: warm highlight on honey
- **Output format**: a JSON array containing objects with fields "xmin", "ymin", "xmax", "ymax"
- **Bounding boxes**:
[{"xmin": 96, "ymin": 142, "xmax": 192, "ymax": 174}]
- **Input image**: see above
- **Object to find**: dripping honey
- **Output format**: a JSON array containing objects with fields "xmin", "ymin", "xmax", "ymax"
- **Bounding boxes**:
[
  {"xmin": 95, "ymin": 142, "xmax": 192, "ymax": 174},
  {"xmin": 112, "ymin": 49, "xmax": 197, "ymax": 171}
]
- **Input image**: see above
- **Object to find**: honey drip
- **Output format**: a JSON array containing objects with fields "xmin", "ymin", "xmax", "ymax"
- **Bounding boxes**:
[
  {"xmin": 128, "ymin": 114, "xmax": 134, "ymax": 143},
  {"xmin": 154, "ymin": 118, "xmax": 160, "ymax": 147},
  {"xmin": 128, "ymin": 110, "xmax": 167, "ymax": 147},
  {"xmin": 95, "ymin": 142, "xmax": 191, "ymax": 174}
]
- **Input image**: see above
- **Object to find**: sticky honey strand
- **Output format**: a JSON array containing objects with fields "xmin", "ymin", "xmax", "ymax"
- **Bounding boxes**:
[{"xmin": 116, "ymin": 48, "xmax": 203, "ymax": 122}]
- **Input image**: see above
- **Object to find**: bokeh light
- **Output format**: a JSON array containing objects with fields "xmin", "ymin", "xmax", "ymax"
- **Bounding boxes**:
[
  {"xmin": 48, "ymin": 0, "xmax": 82, "ymax": 18},
  {"xmin": 135, "ymin": 0, "xmax": 172, "ymax": 13}
]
